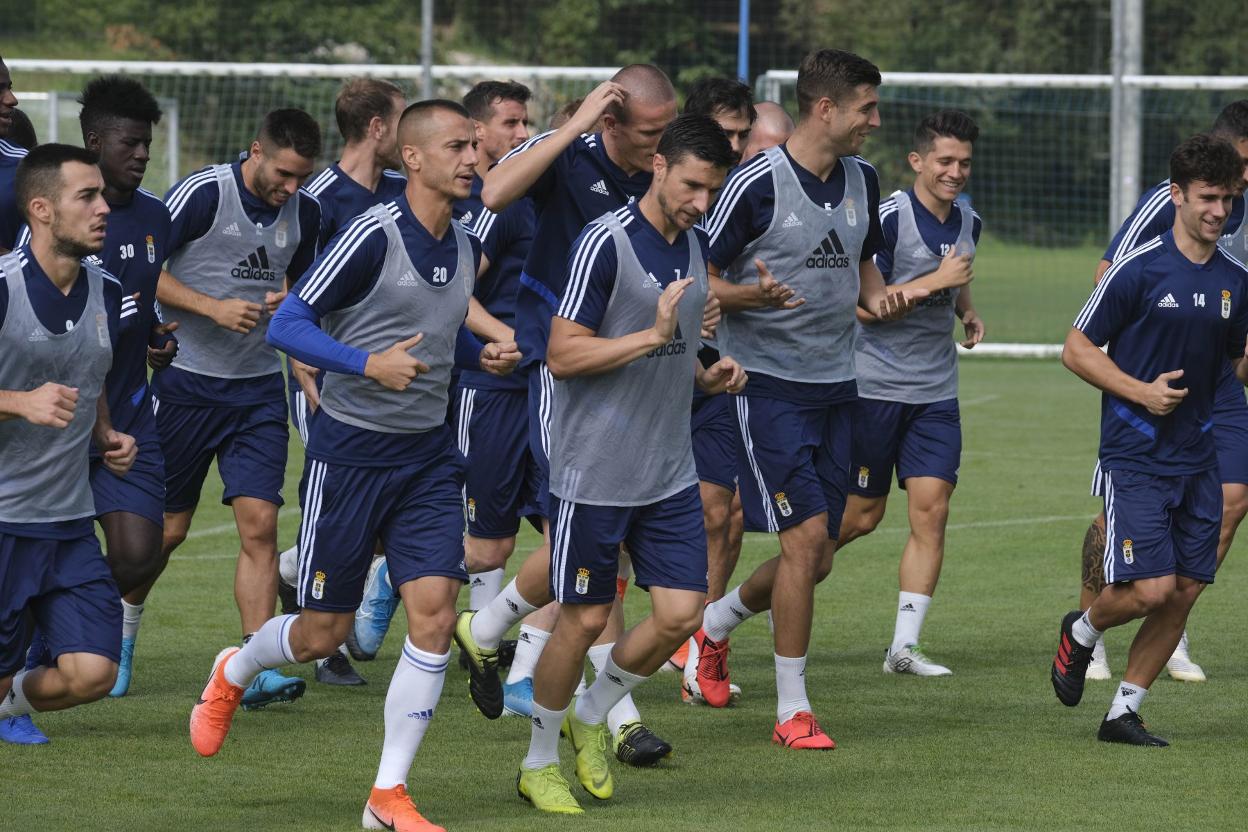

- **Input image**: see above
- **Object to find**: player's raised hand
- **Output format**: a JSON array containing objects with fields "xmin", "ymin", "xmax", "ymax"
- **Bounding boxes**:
[
  {"xmin": 653, "ymin": 278, "xmax": 694, "ymax": 343},
  {"xmin": 365, "ymin": 333, "xmax": 431, "ymax": 391},
  {"xmin": 701, "ymin": 290, "xmax": 722, "ymax": 339},
  {"xmin": 570, "ymin": 81, "xmax": 628, "ymax": 134},
  {"xmin": 755, "ymin": 259, "xmax": 804, "ymax": 309},
  {"xmin": 1142, "ymin": 369, "xmax": 1188, "ymax": 416},
  {"xmin": 698, "ymin": 356, "xmax": 748, "ymax": 395},
  {"xmin": 21, "ymin": 382, "xmax": 78, "ymax": 428},
  {"xmin": 935, "ymin": 246, "xmax": 974, "ymax": 289},
  {"xmin": 264, "ymin": 290, "xmax": 288, "ymax": 316},
  {"xmin": 289, "ymin": 358, "xmax": 321, "ymax": 411},
  {"xmin": 211, "ymin": 297, "xmax": 263, "ymax": 333},
  {"xmin": 481, "ymin": 340, "xmax": 522, "ymax": 377},
  {"xmin": 960, "ymin": 309, "xmax": 985, "ymax": 349},
  {"xmin": 99, "ymin": 429, "xmax": 138, "ymax": 476},
  {"xmin": 147, "ymin": 319, "xmax": 179, "ymax": 370},
  {"xmin": 876, "ymin": 287, "xmax": 929, "ymax": 321}
]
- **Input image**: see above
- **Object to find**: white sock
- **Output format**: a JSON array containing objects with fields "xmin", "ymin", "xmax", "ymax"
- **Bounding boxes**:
[
  {"xmin": 1107, "ymin": 680, "xmax": 1148, "ymax": 719},
  {"xmin": 576, "ymin": 651, "xmax": 647, "ymax": 727},
  {"xmin": 469, "ymin": 579, "xmax": 538, "ymax": 649},
  {"xmin": 588, "ymin": 643, "xmax": 642, "ymax": 734},
  {"xmin": 0, "ymin": 670, "xmax": 33, "ymax": 717},
  {"xmin": 682, "ymin": 636, "xmax": 698, "ymax": 686},
  {"xmin": 1072, "ymin": 611, "xmax": 1102, "ymax": 649},
  {"xmin": 278, "ymin": 545, "xmax": 299, "ymax": 585},
  {"xmin": 121, "ymin": 600, "xmax": 145, "ymax": 641},
  {"xmin": 891, "ymin": 591, "xmax": 931, "ymax": 653},
  {"xmin": 506, "ymin": 625, "xmax": 550, "ymax": 685},
  {"xmin": 469, "ymin": 568, "xmax": 505, "ymax": 611},
  {"xmin": 775, "ymin": 654, "xmax": 810, "ymax": 723},
  {"xmin": 224, "ymin": 615, "xmax": 297, "ymax": 687},
  {"xmin": 523, "ymin": 701, "xmax": 568, "ymax": 770},
  {"xmin": 374, "ymin": 639, "xmax": 449, "ymax": 789},
  {"xmin": 703, "ymin": 587, "xmax": 756, "ymax": 642}
]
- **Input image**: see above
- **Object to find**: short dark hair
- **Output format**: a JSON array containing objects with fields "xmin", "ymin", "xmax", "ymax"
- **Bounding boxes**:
[
  {"xmin": 914, "ymin": 109, "xmax": 979, "ymax": 153},
  {"xmin": 656, "ymin": 113, "xmax": 737, "ymax": 171},
  {"xmin": 683, "ymin": 76, "xmax": 757, "ymax": 124},
  {"xmin": 335, "ymin": 78, "xmax": 405, "ymax": 143},
  {"xmin": 463, "ymin": 80, "xmax": 531, "ymax": 123},
  {"xmin": 1170, "ymin": 134, "xmax": 1245, "ymax": 191},
  {"xmin": 15, "ymin": 143, "xmax": 99, "ymax": 221},
  {"xmin": 551, "ymin": 97, "xmax": 583, "ymax": 130},
  {"xmin": 259, "ymin": 108, "xmax": 322, "ymax": 160},
  {"xmin": 401, "ymin": 99, "xmax": 471, "ymax": 126},
  {"xmin": 795, "ymin": 49, "xmax": 881, "ymax": 116},
  {"xmin": 78, "ymin": 75, "xmax": 162, "ymax": 137},
  {"xmin": 1212, "ymin": 100, "xmax": 1248, "ymax": 143},
  {"xmin": 7, "ymin": 108, "xmax": 37, "ymax": 150}
]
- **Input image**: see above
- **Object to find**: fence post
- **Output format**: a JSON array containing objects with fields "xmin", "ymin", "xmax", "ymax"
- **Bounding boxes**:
[
  {"xmin": 737, "ymin": 0, "xmax": 750, "ymax": 83},
  {"xmin": 1109, "ymin": 0, "xmax": 1143, "ymax": 236},
  {"xmin": 421, "ymin": 0, "xmax": 434, "ymax": 99}
]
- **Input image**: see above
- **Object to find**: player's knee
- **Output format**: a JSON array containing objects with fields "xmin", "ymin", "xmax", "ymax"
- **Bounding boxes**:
[
  {"xmin": 563, "ymin": 603, "xmax": 611, "ymax": 643},
  {"xmin": 653, "ymin": 600, "xmax": 704, "ymax": 642},
  {"xmin": 298, "ymin": 618, "xmax": 354, "ymax": 659},
  {"xmin": 65, "ymin": 663, "xmax": 118, "ymax": 703},
  {"xmin": 161, "ymin": 526, "xmax": 188, "ymax": 553},
  {"xmin": 813, "ymin": 549, "xmax": 836, "ymax": 583},
  {"xmin": 1134, "ymin": 581, "xmax": 1175, "ymax": 614},
  {"xmin": 466, "ymin": 539, "xmax": 511, "ymax": 573},
  {"xmin": 702, "ymin": 497, "xmax": 731, "ymax": 534},
  {"xmin": 108, "ymin": 549, "xmax": 163, "ymax": 596}
]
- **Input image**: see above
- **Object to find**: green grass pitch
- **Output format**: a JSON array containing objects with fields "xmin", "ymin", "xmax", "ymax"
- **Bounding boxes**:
[{"xmin": 5, "ymin": 359, "xmax": 1245, "ymax": 831}]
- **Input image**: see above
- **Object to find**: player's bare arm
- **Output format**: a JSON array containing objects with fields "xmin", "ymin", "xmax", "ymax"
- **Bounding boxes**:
[
  {"xmin": 1094, "ymin": 259, "xmax": 1112, "ymax": 285},
  {"xmin": 899, "ymin": 245, "xmax": 973, "ymax": 296},
  {"xmin": 289, "ymin": 357, "xmax": 321, "ymax": 410},
  {"xmin": 956, "ymin": 284, "xmax": 985, "ymax": 348},
  {"xmin": 708, "ymin": 259, "xmax": 804, "ymax": 312},
  {"xmin": 363, "ymin": 333, "xmax": 431, "ymax": 391},
  {"xmin": 1063, "ymin": 326, "xmax": 1187, "ymax": 415},
  {"xmin": 479, "ymin": 339, "xmax": 522, "ymax": 376},
  {"xmin": 696, "ymin": 354, "xmax": 747, "ymax": 395},
  {"xmin": 859, "ymin": 257, "xmax": 927, "ymax": 321},
  {"xmin": 481, "ymin": 81, "xmax": 626, "ymax": 211},
  {"xmin": 0, "ymin": 381, "xmax": 78, "ymax": 426},
  {"xmin": 701, "ymin": 289, "xmax": 722, "ymax": 339},
  {"xmin": 92, "ymin": 390, "xmax": 137, "ymax": 475},
  {"xmin": 467, "ymin": 294, "xmax": 515, "ymax": 344},
  {"xmin": 157, "ymin": 268, "xmax": 262, "ymax": 334},
  {"xmin": 548, "ymin": 277, "xmax": 691, "ymax": 378}
]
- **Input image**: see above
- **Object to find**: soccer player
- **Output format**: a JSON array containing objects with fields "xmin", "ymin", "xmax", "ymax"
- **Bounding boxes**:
[
  {"xmin": 835, "ymin": 110, "xmax": 983, "ymax": 676},
  {"xmin": 684, "ymin": 76, "xmax": 756, "ymax": 165},
  {"xmin": 1050, "ymin": 134, "xmax": 1248, "ymax": 746},
  {"xmin": 276, "ymin": 78, "xmax": 409, "ymax": 687},
  {"xmin": 6, "ymin": 107, "xmax": 36, "ymax": 152},
  {"xmin": 454, "ymin": 66, "xmax": 680, "ymax": 763},
  {"xmin": 0, "ymin": 55, "xmax": 25, "ymax": 252},
  {"xmin": 516, "ymin": 113, "xmax": 744, "ymax": 815},
  {"xmin": 133, "ymin": 110, "xmax": 323, "ymax": 708},
  {"xmin": 191, "ymin": 99, "xmax": 518, "ymax": 832},
  {"xmin": 0, "ymin": 144, "xmax": 137, "ymax": 732},
  {"xmin": 742, "ymin": 102, "xmax": 795, "ymax": 164},
  {"xmin": 1077, "ymin": 100, "xmax": 1248, "ymax": 683},
  {"xmin": 690, "ymin": 49, "xmax": 922, "ymax": 747}
]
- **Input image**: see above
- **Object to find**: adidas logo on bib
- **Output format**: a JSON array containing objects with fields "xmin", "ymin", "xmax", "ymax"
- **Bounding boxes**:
[
  {"xmin": 231, "ymin": 246, "xmax": 278, "ymax": 281},
  {"xmin": 27, "ymin": 328, "xmax": 47, "ymax": 342},
  {"xmin": 1157, "ymin": 293, "xmax": 1179, "ymax": 308},
  {"xmin": 223, "ymin": 222, "xmax": 242, "ymax": 237},
  {"xmin": 397, "ymin": 271, "xmax": 419, "ymax": 287},
  {"xmin": 590, "ymin": 179, "xmax": 610, "ymax": 196},
  {"xmin": 806, "ymin": 230, "xmax": 851, "ymax": 269},
  {"xmin": 459, "ymin": 210, "xmax": 473, "ymax": 226},
  {"xmin": 782, "ymin": 212, "xmax": 803, "ymax": 228},
  {"xmin": 642, "ymin": 272, "xmax": 663, "ymax": 291}
]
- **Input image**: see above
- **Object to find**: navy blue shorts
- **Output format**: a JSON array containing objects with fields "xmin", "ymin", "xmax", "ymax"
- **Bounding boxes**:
[
  {"xmin": 454, "ymin": 386, "xmax": 543, "ymax": 539},
  {"xmin": 549, "ymin": 483, "xmax": 708, "ymax": 605},
  {"xmin": 692, "ymin": 391, "xmax": 738, "ymax": 492},
  {"xmin": 0, "ymin": 532, "xmax": 121, "ymax": 677},
  {"xmin": 296, "ymin": 429, "xmax": 468, "ymax": 612},
  {"xmin": 155, "ymin": 397, "xmax": 288, "ymax": 512},
  {"xmin": 733, "ymin": 395, "xmax": 852, "ymax": 539},
  {"xmin": 850, "ymin": 397, "xmax": 961, "ymax": 498},
  {"xmin": 1102, "ymin": 467, "xmax": 1220, "ymax": 584},
  {"xmin": 525, "ymin": 365, "xmax": 553, "ymax": 520},
  {"xmin": 90, "ymin": 425, "xmax": 165, "ymax": 528}
]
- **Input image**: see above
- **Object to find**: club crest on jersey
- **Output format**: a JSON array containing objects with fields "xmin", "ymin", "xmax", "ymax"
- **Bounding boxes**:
[
  {"xmin": 857, "ymin": 466, "xmax": 870, "ymax": 489},
  {"xmin": 1222, "ymin": 290, "xmax": 1232, "ymax": 319},
  {"xmin": 145, "ymin": 234, "xmax": 156, "ymax": 263},
  {"xmin": 467, "ymin": 497, "xmax": 477, "ymax": 522},
  {"xmin": 275, "ymin": 221, "xmax": 289, "ymax": 249},
  {"xmin": 575, "ymin": 568, "xmax": 591, "ymax": 595},
  {"xmin": 774, "ymin": 492, "xmax": 793, "ymax": 517},
  {"xmin": 96, "ymin": 313, "xmax": 109, "ymax": 348},
  {"xmin": 1122, "ymin": 539, "xmax": 1134, "ymax": 565},
  {"xmin": 844, "ymin": 197, "xmax": 857, "ymax": 227},
  {"xmin": 312, "ymin": 570, "xmax": 327, "ymax": 599}
]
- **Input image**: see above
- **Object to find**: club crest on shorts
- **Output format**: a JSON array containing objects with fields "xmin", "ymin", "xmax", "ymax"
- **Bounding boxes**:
[
  {"xmin": 857, "ymin": 466, "xmax": 870, "ymax": 489},
  {"xmin": 466, "ymin": 497, "xmax": 476, "ymax": 522},
  {"xmin": 312, "ymin": 570, "xmax": 327, "ymax": 599},
  {"xmin": 1122, "ymin": 539, "xmax": 1134, "ymax": 564},
  {"xmin": 1222, "ymin": 289, "xmax": 1232, "ymax": 319},
  {"xmin": 774, "ymin": 491, "xmax": 793, "ymax": 517},
  {"xmin": 575, "ymin": 568, "xmax": 591, "ymax": 595},
  {"xmin": 145, "ymin": 234, "xmax": 156, "ymax": 263},
  {"xmin": 275, "ymin": 221, "xmax": 289, "ymax": 249}
]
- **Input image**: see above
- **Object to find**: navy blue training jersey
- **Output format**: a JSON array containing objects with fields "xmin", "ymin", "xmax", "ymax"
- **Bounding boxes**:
[
  {"xmin": 502, "ymin": 131, "xmax": 653, "ymax": 369},
  {"xmin": 1076, "ymin": 230, "xmax": 1248, "ymax": 475},
  {"xmin": 457, "ymin": 174, "xmax": 534, "ymax": 393},
  {"xmin": 288, "ymin": 198, "xmax": 482, "ymax": 466},
  {"xmin": 1105, "ymin": 180, "xmax": 1246, "ymax": 265},
  {"xmin": 303, "ymin": 163, "xmax": 407, "ymax": 251},
  {"xmin": 158, "ymin": 160, "xmax": 321, "ymax": 406},
  {"xmin": 0, "ymin": 138, "xmax": 28, "ymax": 250},
  {"xmin": 876, "ymin": 189, "xmax": 983, "ymax": 279}
]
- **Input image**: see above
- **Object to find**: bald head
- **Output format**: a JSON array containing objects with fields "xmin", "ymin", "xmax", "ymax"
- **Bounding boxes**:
[
  {"xmin": 610, "ymin": 64, "xmax": 676, "ymax": 122},
  {"xmin": 398, "ymin": 99, "xmax": 472, "ymax": 149},
  {"xmin": 742, "ymin": 102, "xmax": 795, "ymax": 162}
]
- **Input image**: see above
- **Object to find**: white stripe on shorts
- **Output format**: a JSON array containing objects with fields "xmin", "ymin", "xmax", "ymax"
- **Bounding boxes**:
[{"xmin": 734, "ymin": 396, "xmax": 779, "ymax": 533}]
